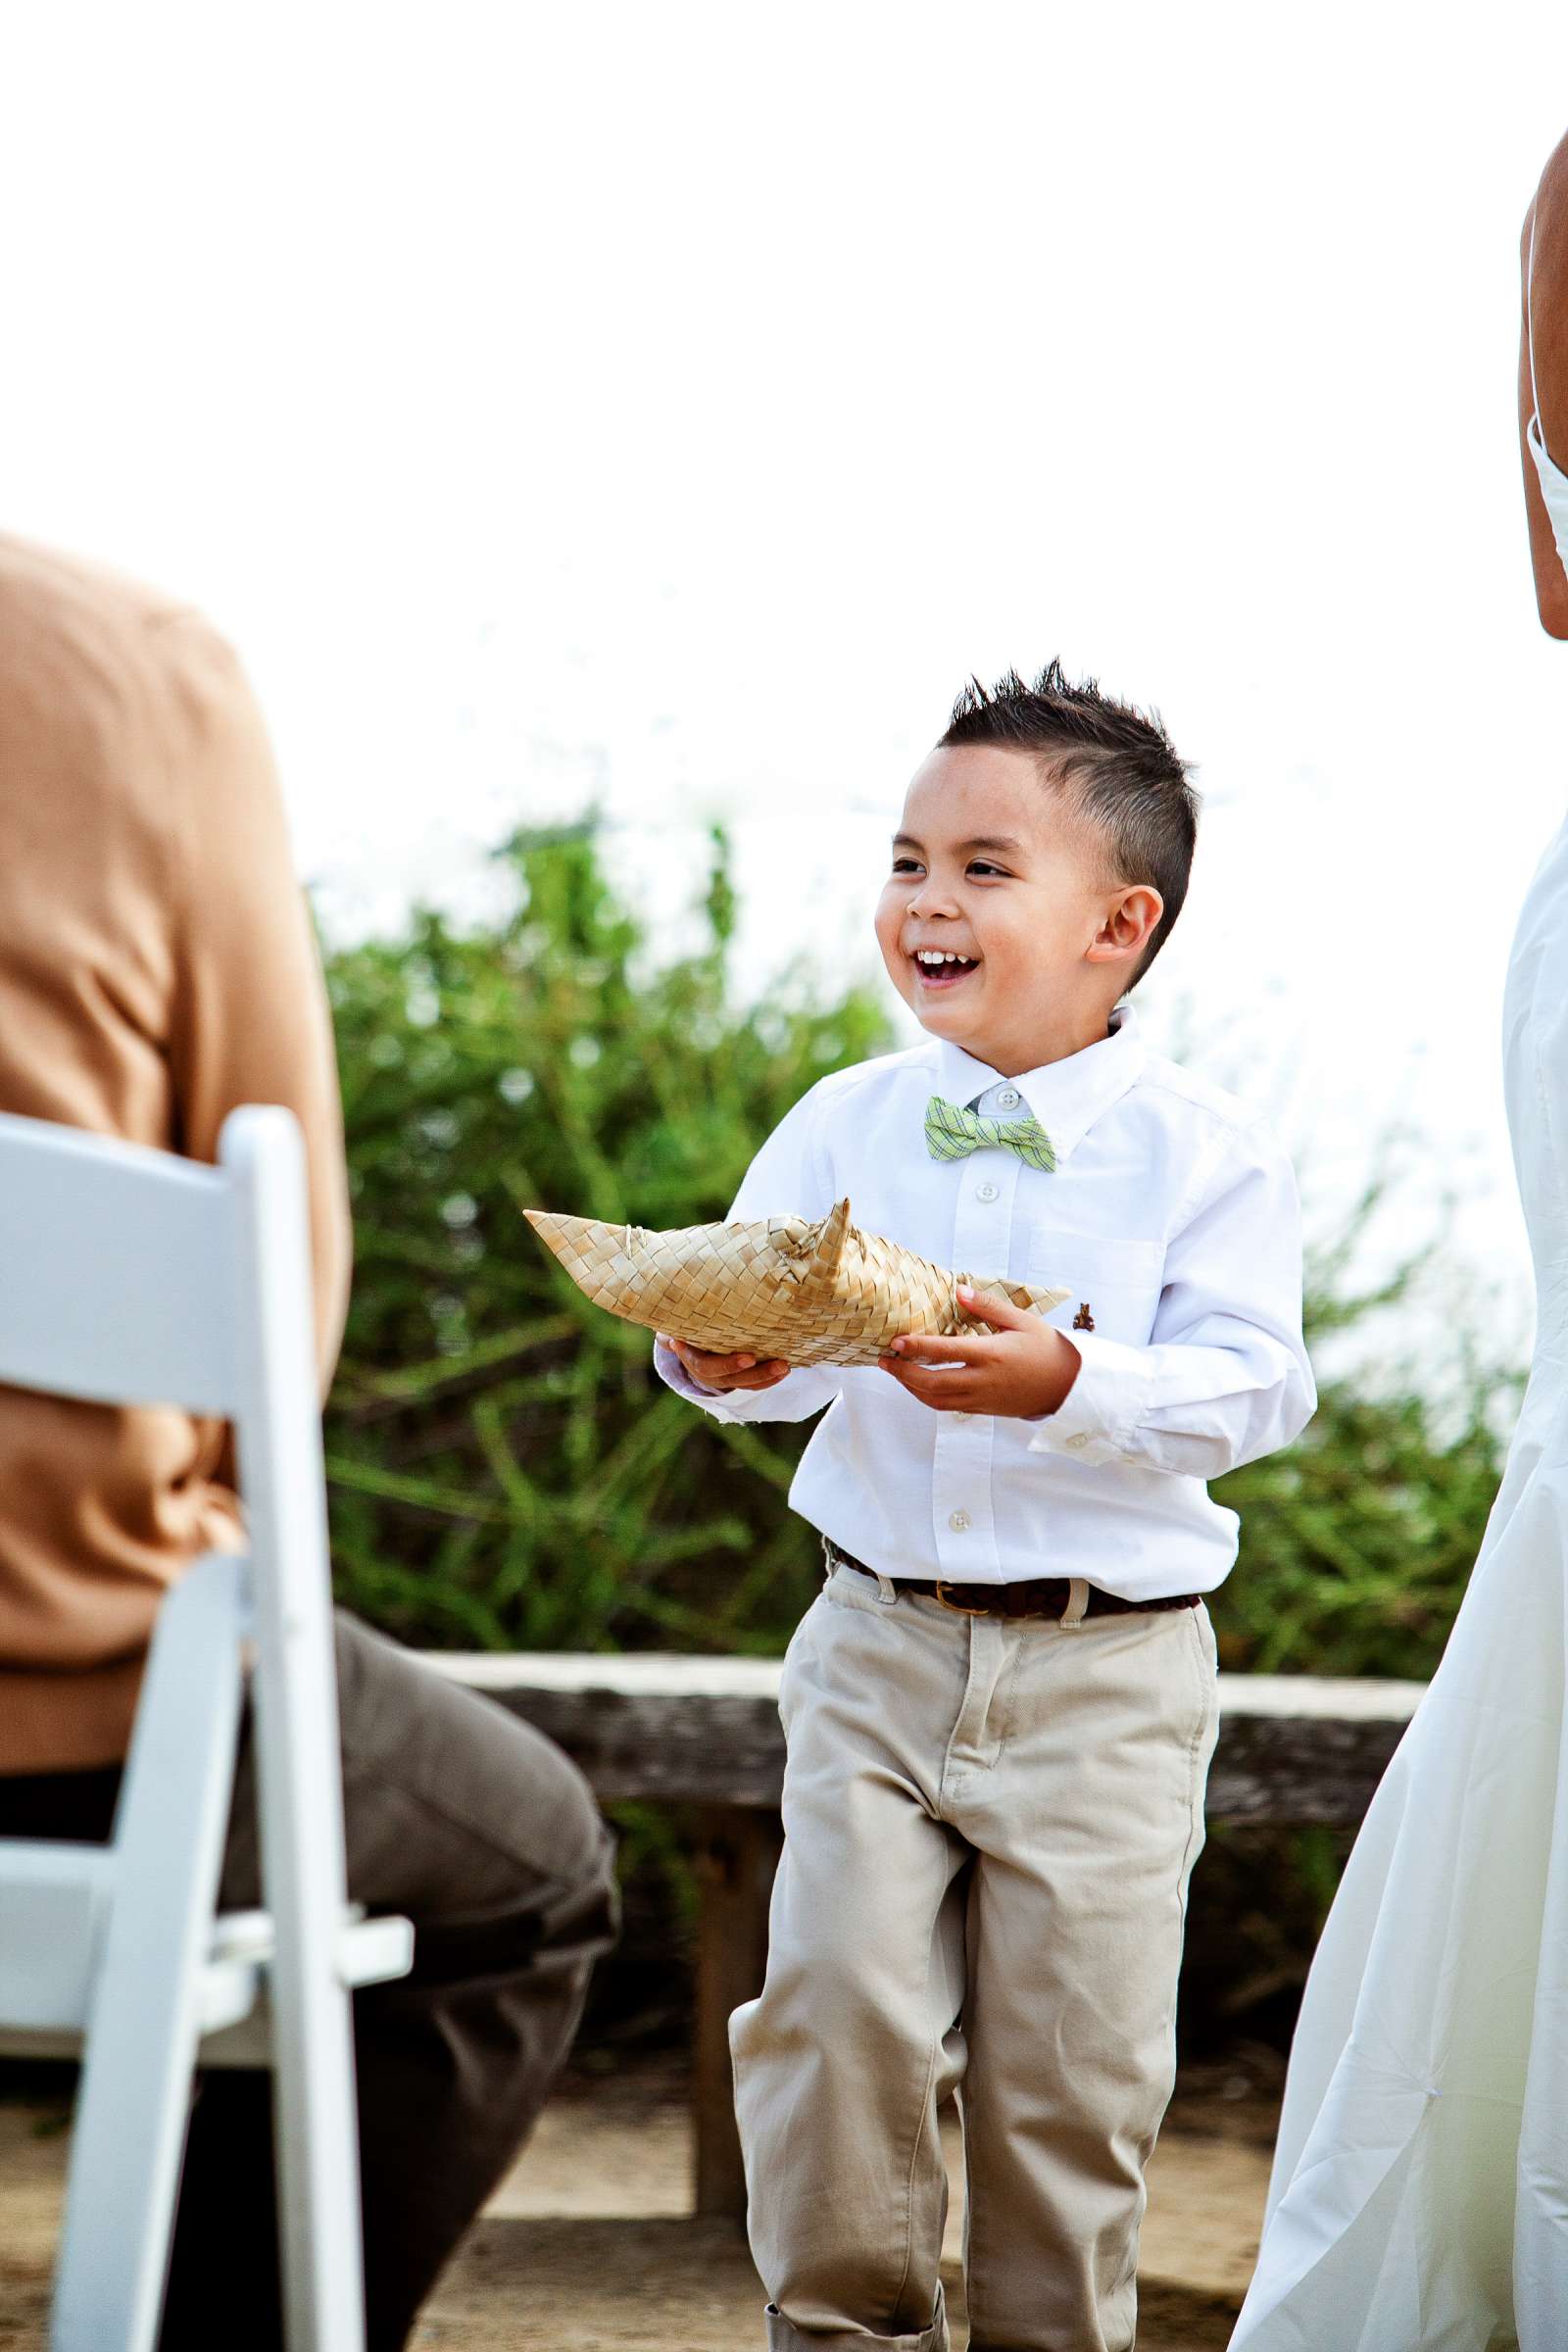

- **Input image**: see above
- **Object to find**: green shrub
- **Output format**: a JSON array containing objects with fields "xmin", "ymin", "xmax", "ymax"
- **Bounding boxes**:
[
  {"xmin": 1210, "ymin": 1176, "xmax": 1522, "ymax": 1682},
  {"xmin": 324, "ymin": 820, "xmax": 1516, "ymax": 1680},
  {"xmin": 320, "ymin": 819, "xmax": 1523, "ymax": 2048},
  {"xmin": 324, "ymin": 819, "xmax": 886, "ymax": 1657}
]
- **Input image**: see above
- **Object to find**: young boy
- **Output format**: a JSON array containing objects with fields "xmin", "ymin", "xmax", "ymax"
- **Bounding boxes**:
[{"xmin": 654, "ymin": 663, "xmax": 1315, "ymax": 2352}]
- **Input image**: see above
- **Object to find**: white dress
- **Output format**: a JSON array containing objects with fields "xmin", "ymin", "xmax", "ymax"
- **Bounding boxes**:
[{"xmin": 1230, "ymin": 234, "xmax": 1568, "ymax": 2352}]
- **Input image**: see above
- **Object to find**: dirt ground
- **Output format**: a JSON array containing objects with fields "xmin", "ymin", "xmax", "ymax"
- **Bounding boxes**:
[{"xmin": 0, "ymin": 2056, "xmax": 1279, "ymax": 2349}]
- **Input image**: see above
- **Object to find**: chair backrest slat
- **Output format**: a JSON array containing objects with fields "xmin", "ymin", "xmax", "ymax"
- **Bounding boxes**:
[{"xmin": 0, "ymin": 1114, "xmax": 238, "ymax": 1416}]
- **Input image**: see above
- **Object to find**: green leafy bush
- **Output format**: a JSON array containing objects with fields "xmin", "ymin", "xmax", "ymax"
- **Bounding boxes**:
[
  {"xmin": 324, "ymin": 821, "xmax": 1516, "ymax": 1682},
  {"xmin": 324, "ymin": 819, "xmax": 887, "ymax": 1658},
  {"xmin": 320, "ymin": 820, "xmax": 1523, "ymax": 2047},
  {"xmin": 1210, "ymin": 1180, "xmax": 1522, "ymax": 1683}
]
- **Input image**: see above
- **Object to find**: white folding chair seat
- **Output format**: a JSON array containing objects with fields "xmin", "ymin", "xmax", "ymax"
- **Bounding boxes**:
[
  {"xmin": 0, "ymin": 1107, "xmax": 413, "ymax": 2352},
  {"xmin": 0, "ymin": 1836, "xmax": 413, "ymax": 2064}
]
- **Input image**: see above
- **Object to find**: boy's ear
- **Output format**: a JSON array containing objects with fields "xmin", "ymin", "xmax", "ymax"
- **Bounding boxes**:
[{"xmin": 1087, "ymin": 884, "xmax": 1163, "ymax": 964}]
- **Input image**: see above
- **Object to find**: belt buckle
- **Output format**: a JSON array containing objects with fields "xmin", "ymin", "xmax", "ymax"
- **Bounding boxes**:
[{"xmin": 935, "ymin": 1580, "xmax": 995, "ymax": 1617}]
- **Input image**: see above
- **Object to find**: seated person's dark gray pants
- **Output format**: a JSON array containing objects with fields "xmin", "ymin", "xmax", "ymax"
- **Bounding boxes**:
[{"xmin": 0, "ymin": 1609, "xmax": 620, "ymax": 2351}]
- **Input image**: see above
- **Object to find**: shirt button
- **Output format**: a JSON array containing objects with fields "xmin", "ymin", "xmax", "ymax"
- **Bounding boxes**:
[
  {"xmin": 948, "ymin": 1509, "xmax": 971, "ymax": 1532},
  {"xmin": 951, "ymin": 1409, "xmax": 970, "ymax": 1421},
  {"xmin": 975, "ymin": 1180, "xmax": 999, "ymax": 1202},
  {"xmin": 1065, "ymin": 1433, "xmax": 1090, "ymax": 1450},
  {"xmin": 997, "ymin": 1088, "xmax": 1020, "ymax": 1108}
]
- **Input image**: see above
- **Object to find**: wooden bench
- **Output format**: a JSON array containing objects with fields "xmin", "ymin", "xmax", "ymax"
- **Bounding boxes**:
[{"xmin": 423, "ymin": 1652, "xmax": 1425, "ymax": 2220}]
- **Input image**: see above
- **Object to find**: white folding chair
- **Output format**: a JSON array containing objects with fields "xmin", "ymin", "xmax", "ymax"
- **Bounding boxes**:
[{"xmin": 0, "ymin": 1106, "xmax": 413, "ymax": 2352}]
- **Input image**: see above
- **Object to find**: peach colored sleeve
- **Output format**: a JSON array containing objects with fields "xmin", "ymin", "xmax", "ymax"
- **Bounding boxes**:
[{"xmin": 159, "ymin": 615, "xmax": 353, "ymax": 1393}]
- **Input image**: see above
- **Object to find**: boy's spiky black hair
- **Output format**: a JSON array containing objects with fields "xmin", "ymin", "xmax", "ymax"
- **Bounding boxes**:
[{"xmin": 939, "ymin": 662, "xmax": 1200, "ymax": 986}]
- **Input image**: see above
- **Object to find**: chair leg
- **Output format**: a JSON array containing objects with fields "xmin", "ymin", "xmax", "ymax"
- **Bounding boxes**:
[
  {"xmin": 51, "ymin": 1556, "xmax": 247, "ymax": 2352},
  {"xmin": 250, "ymin": 1621, "xmax": 366, "ymax": 2352},
  {"xmin": 225, "ymin": 1105, "xmax": 371, "ymax": 2351}
]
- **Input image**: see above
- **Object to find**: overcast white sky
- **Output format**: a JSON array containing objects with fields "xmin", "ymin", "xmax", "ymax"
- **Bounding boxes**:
[{"xmin": 4, "ymin": 2, "xmax": 1567, "ymax": 1360}]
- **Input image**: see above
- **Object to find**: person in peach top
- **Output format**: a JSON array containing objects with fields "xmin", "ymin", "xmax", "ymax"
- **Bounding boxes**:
[{"xmin": 0, "ymin": 535, "xmax": 616, "ymax": 2351}]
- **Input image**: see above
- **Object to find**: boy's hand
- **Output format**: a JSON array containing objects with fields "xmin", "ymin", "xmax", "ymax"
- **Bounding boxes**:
[
  {"xmin": 662, "ymin": 1334, "xmax": 792, "ymax": 1394},
  {"xmin": 877, "ymin": 1285, "xmax": 1083, "ymax": 1418}
]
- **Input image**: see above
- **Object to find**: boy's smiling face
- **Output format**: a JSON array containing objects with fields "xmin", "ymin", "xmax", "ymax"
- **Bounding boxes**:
[{"xmin": 874, "ymin": 744, "xmax": 1162, "ymax": 1075}]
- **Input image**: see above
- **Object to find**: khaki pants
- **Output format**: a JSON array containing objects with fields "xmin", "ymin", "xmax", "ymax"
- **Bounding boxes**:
[{"xmin": 733, "ymin": 1559, "xmax": 1220, "ymax": 2352}]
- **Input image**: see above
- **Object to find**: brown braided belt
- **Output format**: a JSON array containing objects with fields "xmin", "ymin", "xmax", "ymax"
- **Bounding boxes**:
[{"xmin": 823, "ymin": 1538, "xmax": 1200, "ymax": 1623}]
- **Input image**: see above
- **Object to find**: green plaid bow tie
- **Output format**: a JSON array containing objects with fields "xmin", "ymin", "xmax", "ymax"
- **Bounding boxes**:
[{"xmin": 924, "ymin": 1094, "xmax": 1057, "ymax": 1173}]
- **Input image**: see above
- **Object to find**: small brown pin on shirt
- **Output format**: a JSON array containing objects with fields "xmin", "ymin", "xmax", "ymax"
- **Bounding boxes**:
[{"xmin": 1072, "ymin": 1302, "xmax": 1096, "ymax": 1332}]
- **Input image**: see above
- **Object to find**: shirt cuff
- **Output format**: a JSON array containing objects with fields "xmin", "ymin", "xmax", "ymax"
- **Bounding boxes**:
[
  {"xmin": 1025, "ymin": 1330, "xmax": 1154, "ymax": 1467},
  {"xmin": 653, "ymin": 1333, "xmax": 738, "ymax": 1416}
]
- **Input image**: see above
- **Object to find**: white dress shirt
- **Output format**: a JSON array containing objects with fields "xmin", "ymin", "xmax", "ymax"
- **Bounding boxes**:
[{"xmin": 654, "ymin": 1004, "xmax": 1316, "ymax": 1597}]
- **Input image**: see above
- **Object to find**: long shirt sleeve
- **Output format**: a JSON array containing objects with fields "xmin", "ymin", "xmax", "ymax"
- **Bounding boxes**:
[{"xmin": 1026, "ymin": 1115, "xmax": 1316, "ymax": 1480}]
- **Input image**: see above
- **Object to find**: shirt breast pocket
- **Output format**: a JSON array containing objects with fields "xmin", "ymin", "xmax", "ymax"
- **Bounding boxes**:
[{"xmin": 1025, "ymin": 1227, "xmax": 1165, "ymax": 1349}]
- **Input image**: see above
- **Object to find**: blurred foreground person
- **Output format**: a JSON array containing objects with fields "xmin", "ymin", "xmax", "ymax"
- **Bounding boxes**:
[
  {"xmin": 0, "ymin": 535, "xmax": 616, "ymax": 2349},
  {"xmin": 1231, "ymin": 135, "xmax": 1568, "ymax": 2352}
]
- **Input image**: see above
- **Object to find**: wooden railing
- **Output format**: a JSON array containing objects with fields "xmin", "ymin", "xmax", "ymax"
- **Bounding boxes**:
[{"xmin": 422, "ymin": 1653, "xmax": 1424, "ymax": 2220}]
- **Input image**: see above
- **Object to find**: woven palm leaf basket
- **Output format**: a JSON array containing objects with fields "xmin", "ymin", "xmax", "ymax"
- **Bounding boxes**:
[{"xmin": 524, "ymin": 1195, "xmax": 1070, "ymax": 1368}]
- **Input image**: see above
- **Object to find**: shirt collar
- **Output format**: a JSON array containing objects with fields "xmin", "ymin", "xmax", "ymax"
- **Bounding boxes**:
[{"xmin": 930, "ymin": 1003, "xmax": 1146, "ymax": 1164}]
